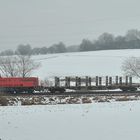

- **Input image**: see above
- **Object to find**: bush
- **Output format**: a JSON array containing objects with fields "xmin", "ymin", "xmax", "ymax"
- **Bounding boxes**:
[
  {"xmin": 0, "ymin": 96, "xmax": 8, "ymax": 106},
  {"xmin": 115, "ymin": 96, "xmax": 136, "ymax": 102},
  {"xmin": 21, "ymin": 99, "xmax": 34, "ymax": 105},
  {"xmin": 82, "ymin": 97, "xmax": 92, "ymax": 104}
]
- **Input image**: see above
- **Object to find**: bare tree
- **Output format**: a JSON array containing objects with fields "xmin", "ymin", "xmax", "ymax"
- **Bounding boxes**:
[
  {"xmin": 0, "ymin": 55, "xmax": 40, "ymax": 77},
  {"xmin": 125, "ymin": 29, "xmax": 140, "ymax": 41},
  {"xmin": 122, "ymin": 57, "xmax": 140, "ymax": 78},
  {"xmin": 16, "ymin": 55, "xmax": 40, "ymax": 77},
  {"xmin": 0, "ymin": 56, "xmax": 18, "ymax": 77},
  {"xmin": 98, "ymin": 32, "xmax": 114, "ymax": 44},
  {"xmin": 16, "ymin": 44, "xmax": 32, "ymax": 55}
]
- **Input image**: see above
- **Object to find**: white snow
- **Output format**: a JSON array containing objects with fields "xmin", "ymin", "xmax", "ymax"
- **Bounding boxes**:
[
  {"xmin": 33, "ymin": 49, "xmax": 140, "ymax": 79},
  {"xmin": 0, "ymin": 101, "xmax": 140, "ymax": 140}
]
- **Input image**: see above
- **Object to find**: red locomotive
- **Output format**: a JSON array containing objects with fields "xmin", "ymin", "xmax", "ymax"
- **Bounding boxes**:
[{"xmin": 0, "ymin": 77, "xmax": 39, "ymax": 93}]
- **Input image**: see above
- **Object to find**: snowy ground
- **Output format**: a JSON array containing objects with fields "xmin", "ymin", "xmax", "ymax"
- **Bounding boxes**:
[
  {"xmin": 0, "ymin": 101, "xmax": 140, "ymax": 140},
  {"xmin": 33, "ymin": 49, "xmax": 140, "ymax": 80}
]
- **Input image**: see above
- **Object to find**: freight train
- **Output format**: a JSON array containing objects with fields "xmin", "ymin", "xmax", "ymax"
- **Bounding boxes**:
[{"xmin": 0, "ymin": 76, "xmax": 139, "ymax": 94}]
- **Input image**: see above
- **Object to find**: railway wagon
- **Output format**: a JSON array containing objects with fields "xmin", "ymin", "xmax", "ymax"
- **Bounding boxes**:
[{"xmin": 0, "ymin": 77, "xmax": 39, "ymax": 93}]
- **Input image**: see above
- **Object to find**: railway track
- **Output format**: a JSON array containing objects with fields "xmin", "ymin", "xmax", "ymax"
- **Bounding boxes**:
[{"xmin": 1, "ymin": 90, "xmax": 140, "ymax": 97}]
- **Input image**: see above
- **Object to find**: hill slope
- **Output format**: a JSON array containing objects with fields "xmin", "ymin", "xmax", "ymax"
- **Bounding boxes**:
[{"xmin": 33, "ymin": 49, "xmax": 140, "ymax": 79}]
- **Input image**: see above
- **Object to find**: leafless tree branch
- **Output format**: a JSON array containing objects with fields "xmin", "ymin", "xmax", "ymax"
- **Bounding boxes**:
[{"xmin": 122, "ymin": 57, "xmax": 140, "ymax": 78}]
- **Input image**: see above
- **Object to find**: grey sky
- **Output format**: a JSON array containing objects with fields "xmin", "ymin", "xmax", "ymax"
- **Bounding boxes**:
[{"xmin": 0, "ymin": 0, "xmax": 140, "ymax": 50}]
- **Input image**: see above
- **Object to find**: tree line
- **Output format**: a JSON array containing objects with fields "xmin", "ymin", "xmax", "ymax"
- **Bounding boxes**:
[
  {"xmin": 0, "ymin": 42, "xmax": 68, "ymax": 56},
  {"xmin": 1, "ymin": 29, "xmax": 140, "ymax": 56},
  {"xmin": 79, "ymin": 29, "xmax": 140, "ymax": 51}
]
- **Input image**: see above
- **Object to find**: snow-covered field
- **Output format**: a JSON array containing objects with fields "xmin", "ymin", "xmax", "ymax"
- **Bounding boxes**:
[
  {"xmin": 1, "ymin": 49, "xmax": 140, "ymax": 140},
  {"xmin": 33, "ymin": 49, "xmax": 140, "ymax": 79},
  {"xmin": 0, "ymin": 101, "xmax": 140, "ymax": 140}
]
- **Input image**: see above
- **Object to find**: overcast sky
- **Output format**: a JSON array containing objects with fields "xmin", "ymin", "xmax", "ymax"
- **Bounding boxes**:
[{"xmin": 0, "ymin": 0, "xmax": 140, "ymax": 50}]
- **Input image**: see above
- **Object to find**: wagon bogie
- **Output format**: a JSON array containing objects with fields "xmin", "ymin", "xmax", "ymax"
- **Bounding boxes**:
[
  {"xmin": 48, "ymin": 87, "xmax": 66, "ymax": 94},
  {"xmin": 119, "ymin": 86, "xmax": 137, "ymax": 92}
]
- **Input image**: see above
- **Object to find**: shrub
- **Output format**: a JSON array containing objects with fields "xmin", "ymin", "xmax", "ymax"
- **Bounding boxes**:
[
  {"xmin": 21, "ymin": 99, "xmax": 34, "ymax": 105},
  {"xmin": 0, "ymin": 96, "xmax": 8, "ymax": 106}
]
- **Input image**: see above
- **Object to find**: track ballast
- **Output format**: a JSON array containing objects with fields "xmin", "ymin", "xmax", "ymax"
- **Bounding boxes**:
[{"xmin": 1, "ymin": 90, "xmax": 140, "ymax": 97}]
